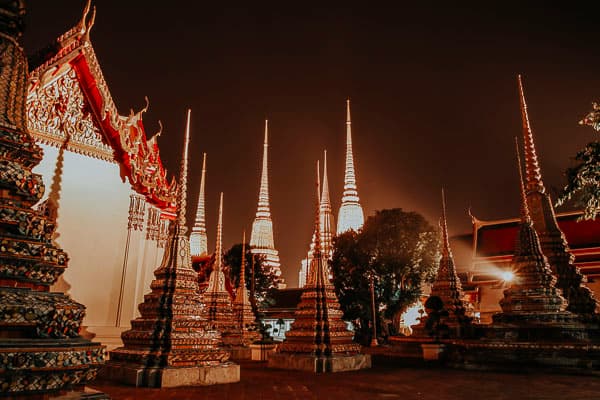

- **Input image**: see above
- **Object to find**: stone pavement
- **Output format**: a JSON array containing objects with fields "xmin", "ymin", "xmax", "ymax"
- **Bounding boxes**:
[{"xmin": 89, "ymin": 361, "xmax": 600, "ymax": 400}]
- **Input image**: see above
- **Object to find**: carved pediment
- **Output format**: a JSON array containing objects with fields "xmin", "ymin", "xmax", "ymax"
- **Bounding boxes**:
[{"xmin": 26, "ymin": 67, "xmax": 114, "ymax": 161}]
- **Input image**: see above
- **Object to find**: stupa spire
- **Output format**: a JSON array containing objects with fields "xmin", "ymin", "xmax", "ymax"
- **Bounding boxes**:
[
  {"xmin": 190, "ymin": 152, "xmax": 208, "ymax": 256},
  {"xmin": 233, "ymin": 230, "xmax": 260, "ymax": 345},
  {"xmin": 272, "ymin": 161, "xmax": 363, "ymax": 365},
  {"xmin": 250, "ymin": 119, "xmax": 284, "ymax": 287},
  {"xmin": 258, "ymin": 120, "xmax": 271, "ymax": 216},
  {"xmin": 108, "ymin": 110, "xmax": 234, "ymax": 386},
  {"xmin": 516, "ymin": 76, "xmax": 598, "ymax": 316},
  {"xmin": 419, "ymin": 188, "xmax": 470, "ymax": 337},
  {"xmin": 518, "ymin": 75, "xmax": 544, "ymax": 194},
  {"xmin": 515, "ymin": 137, "xmax": 532, "ymax": 224},
  {"xmin": 207, "ymin": 192, "xmax": 226, "ymax": 293},
  {"xmin": 320, "ymin": 150, "xmax": 335, "ymax": 259},
  {"xmin": 337, "ymin": 98, "xmax": 365, "ymax": 234}
]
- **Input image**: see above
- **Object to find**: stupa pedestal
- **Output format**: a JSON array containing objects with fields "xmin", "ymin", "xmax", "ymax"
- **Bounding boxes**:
[
  {"xmin": 102, "ymin": 111, "xmax": 239, "ymax": 388},
  {"xmin": 0, "ymin": 3, "xmax": 106, "ymax": 397}
]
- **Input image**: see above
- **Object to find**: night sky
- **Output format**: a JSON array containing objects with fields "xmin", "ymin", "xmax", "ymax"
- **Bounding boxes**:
[{"xmin": 24, "ymin": 1, "xmax": 600, "ymax": 287}]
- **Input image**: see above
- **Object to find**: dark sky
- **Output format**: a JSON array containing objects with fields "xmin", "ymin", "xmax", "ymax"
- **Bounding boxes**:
[{"xmin": 24, "ymin": 1, "xmax": 600, "ymax": 287}]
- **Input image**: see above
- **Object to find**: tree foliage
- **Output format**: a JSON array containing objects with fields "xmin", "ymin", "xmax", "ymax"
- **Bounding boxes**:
[
  {"xmin": 223, "ymin": 243, "xmax": 278, "ymax": 309},
  {"xmin": 330, "ymin": 208, "xmax": 439, "ymax": 345},
  {"xmin": 557, "ymin": 102, "xmax": 600, "ymax": 219}
]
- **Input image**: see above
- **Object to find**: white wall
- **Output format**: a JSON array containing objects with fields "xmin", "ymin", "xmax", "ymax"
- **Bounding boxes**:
[{"xmin": 33, "ymin": 144, "xmax": 160, "ymax": 346}]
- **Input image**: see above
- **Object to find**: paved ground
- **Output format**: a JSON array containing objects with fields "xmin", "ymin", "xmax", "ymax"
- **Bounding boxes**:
[{"xmin": 90, "ymin": 361, "xmax": 600, "ymax": 400}]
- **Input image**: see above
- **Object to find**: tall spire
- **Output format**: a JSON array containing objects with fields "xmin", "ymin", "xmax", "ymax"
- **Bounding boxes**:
[
  {"xmin": 233, "ymin": 229, "xmax": 260, "ymax": 345},
  {"xmin": 515, "ymin": 137, "xmax": 532, "ymax": 224},
  {"xmin": 337, "ymin": 98, "xmax": 365, "ymax": 234},
  {"xmin": 109, "ymin": 110, "xmax": 232, "ymax": 383},
  {"xmin": 258, "ymin": 119, "xmax": 271, "ymax": 217},
  {"xmin": 274, "ymin": 161, "xmax": 362, "ymax": 360},
  {"xmin": 517, "ymin": 75, "xmax": 544, "ymax": 194},
  {"xmin": 419, "ymin": 188, "xmax": 470, "ymax": 337},
  {"xmin": 250, "ymin": 119, "xmax": 284, "ymax": 287},
  {"xmin": 320, "ymin": 150, "xmax": 335, "ymax": 259},
  {"xmin": 205, "ymin": 192, "xmax": 226, "ymax": 295},
  {"xmin": 190, "ymin": 152, "xmax": 208, "ymax": 256},
  {"xmin": 516, "ymin": 76, "xmax": 598, "ymax": 317}
]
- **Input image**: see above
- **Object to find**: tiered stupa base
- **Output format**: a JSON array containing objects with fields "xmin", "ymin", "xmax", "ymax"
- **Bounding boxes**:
[{"xmin": 0, "ymin": 338, "xmax": 106, "ymax": 398}]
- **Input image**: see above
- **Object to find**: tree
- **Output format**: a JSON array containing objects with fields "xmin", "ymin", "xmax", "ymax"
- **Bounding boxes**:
[
  {"xmin": 330, "ymin": 208, "xmax": 439, "ymax": 345},
  {"xmin": 557, "ymin": 102, "xmax": 600, "ymax": 219},
  {"xmin": 223, "ymin": 243, "xmax": 278, "ymax": 309}
]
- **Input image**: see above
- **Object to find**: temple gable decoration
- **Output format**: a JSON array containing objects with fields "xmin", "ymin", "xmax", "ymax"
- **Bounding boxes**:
[{"xmin": 26, "ymin": 1, "xmax": 176, "ymax": 211}]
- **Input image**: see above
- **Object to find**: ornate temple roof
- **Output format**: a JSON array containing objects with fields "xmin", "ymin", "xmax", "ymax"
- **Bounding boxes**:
[{"xmin": 25, "ymin": 2, "xmax": 176, "ymax": 211}]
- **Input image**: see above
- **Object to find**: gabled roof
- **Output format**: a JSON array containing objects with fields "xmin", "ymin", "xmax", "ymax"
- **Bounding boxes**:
[
  {"xmin": 26, "ymin": 2, "xmax": 176, "ymax": 211},
  {"xmin": 473, "ymin": 211, "xmax": 600, "ymax": 258}
]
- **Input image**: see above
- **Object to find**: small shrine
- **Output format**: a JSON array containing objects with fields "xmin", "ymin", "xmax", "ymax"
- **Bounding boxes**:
[
  {"xmin": 0, "ymin": 1, "xmax": 106, "ymax": 397},
  {"xmin": 268, "ymin": 164, "xmax": 370, "ymax": 372},
  {"xmin": 102, "ymin": 111, "xmax": 239, "ymax": 387},
  {"xmin": 201, "ymin": 193, "xmax": 243, "ymax": 351},
  {"xmin": 232, "ymin": 232, "xmax": 261, "ymax": 354}
]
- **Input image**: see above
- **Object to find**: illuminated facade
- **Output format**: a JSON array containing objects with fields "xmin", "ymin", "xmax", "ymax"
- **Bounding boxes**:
[
  {"xmin": 337, "ymin": 99, "xmax": 365, "ymax": 234},
  {"xmin": 249, "ymin": 120, "xmax": 284, "ymax": 287},
  {"xmin": 190, "ymin": 152, "xmax": 208, "ymax": 256}
]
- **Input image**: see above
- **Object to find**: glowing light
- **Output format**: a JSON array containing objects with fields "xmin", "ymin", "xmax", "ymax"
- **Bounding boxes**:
[{"xmin": 501, "ymin": 271, "xmax": 514, "ymax": 282}]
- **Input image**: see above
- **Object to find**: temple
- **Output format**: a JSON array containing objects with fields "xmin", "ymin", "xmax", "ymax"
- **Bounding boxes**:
[
  {"xmin": 190, "ymin": 152, "xmax": 208, "ymax": 256},
  {"xmin": 249, "ymin": 120, "xmax": 284, "ymax": 287},
  {"xmin": 25, "ymin": 1, "xmax": 177, "ymax": 349},
  {"xmin": 104, "ymin": 110, "xmax": 239, "ymax": 387},
  {"xmin": 202, "ymin": 192, "xmax": 240, "ymax": 347},
  {"xmin": 337, "ymin": 99, "xmax": 365, "ymax": 234},
  {"xmin": 269, "ymin": 164, "xmax": 370, "ymax": 372}
]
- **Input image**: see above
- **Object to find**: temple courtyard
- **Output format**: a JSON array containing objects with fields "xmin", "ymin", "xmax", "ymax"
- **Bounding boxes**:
[{"xmin": 87, "ymin": 360, "xmax": 599, "ymax": 400}]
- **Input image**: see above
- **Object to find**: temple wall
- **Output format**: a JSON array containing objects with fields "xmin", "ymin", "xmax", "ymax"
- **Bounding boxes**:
[{"xmin": 33, "ymin": 143, "xmax": 160, "ymax": 349}]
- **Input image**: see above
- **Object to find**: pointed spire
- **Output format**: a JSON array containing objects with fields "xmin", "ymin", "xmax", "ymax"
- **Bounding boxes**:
[
  {"xmin": 215, "ymin": 192, "xmax": 224, "ymax": 274},
  {"xmin": 239, "ymin": 231, "xmax": 246, "ymax": 290},
  {"xmin": 515, "ymin": 137, "xmax": 532, "ymax": 224},
  {"xmin": 321, "ymin": 150, "xmax": 331, "ymax": 207},
  {"xmin": 190, "ymin": 152, "xmax": 208, "ymax": 256},
  {"xmin": 338, "ymin": 98, "xmax": 365, "ymax": 234},
  {"xmin": 177, "ymin": 109, "xmax": 191, "ymax": 233},
  {"xmin": 517, "ymin": 75, "xmax": 545, "ymax": 194},
  {"xmin": 440, "ymin": 188, "xmax": 452, "ymax": 258},
  {"xmin": 257, "ymin": 119, "xmax": 271, "ymax": 216}
]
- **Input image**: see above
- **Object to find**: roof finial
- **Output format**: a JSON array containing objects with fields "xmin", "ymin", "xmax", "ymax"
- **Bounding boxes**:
[
  {"xmin": 515, "ymin": 136, "xmax": 532, "ymax": 223},
  {"xmin": 79, "ymin": 0, "xmax": 91, "ymax": 33},
  {"xmin": 517, "ymin": 74, "xmax": 544, "ymax": 194},
  {"xmin": 177, "ymin": 109, "xmax": 191, "ymax": 233}
]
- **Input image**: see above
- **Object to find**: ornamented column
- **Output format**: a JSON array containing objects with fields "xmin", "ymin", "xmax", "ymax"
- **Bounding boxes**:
[
  {"xmin": 518, "ymin": 76, "xmax": 598, "ymax": 317},
  {"xmin": 116, "ymin": 193, "xmax": 145, "ymax": 326},
  {"xmin": 337, "ymin": 99, "xmax": 365, "ymax": 234},
  {"xmin": 0, "ymin": 2, "xmax": 105, "ymax": 396}
]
